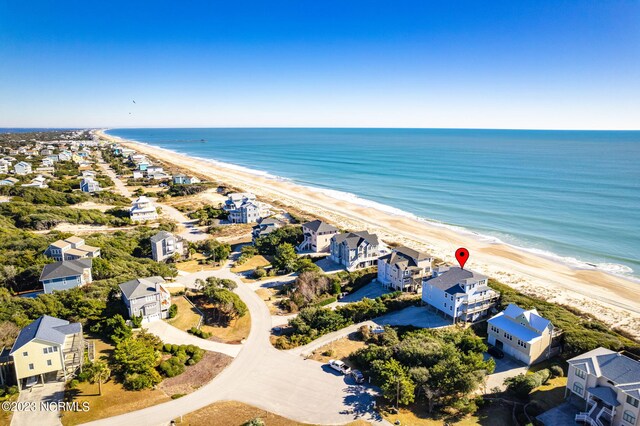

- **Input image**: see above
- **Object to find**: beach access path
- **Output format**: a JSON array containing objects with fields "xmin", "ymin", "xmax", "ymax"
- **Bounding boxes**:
[
  {"xmin": 83, "ymin": 263, "xmax": 390, "ymax": 426},
  {"xmin": 96, "ymin": 154, "xmax": 131, "ymax": 198}
]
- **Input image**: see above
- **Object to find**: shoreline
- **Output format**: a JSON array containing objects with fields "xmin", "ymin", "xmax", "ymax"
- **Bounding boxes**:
[{"xmin": 95, "ymin": 129, "xmax": 640, "ymax": 339}]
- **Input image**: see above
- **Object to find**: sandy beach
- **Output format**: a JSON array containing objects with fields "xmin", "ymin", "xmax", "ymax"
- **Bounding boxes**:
[{"xmin": 96, "ymin": 130, "xmax": 640, "ymax": 339}]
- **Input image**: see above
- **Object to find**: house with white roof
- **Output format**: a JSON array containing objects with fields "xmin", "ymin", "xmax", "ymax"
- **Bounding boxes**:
[
  {"xmin": 173, "ymin": 174, "xmax": 201, "ymax": 185},
  {"xmin": 119, "ymin": 277, "xmax": 171, "ymax": 323},
  {"xmin": 329, "ymin": 231, "xmax": 385, "ymax": 271},
  {"xmin": 14, "ymin": 161, "xmax": 32, "ymax": 175},
  {"xmin": 80, "ymin": 176, "xmax": 101, "ymax": 193},
  {"xmin": 422, "ymin": 266, "xmax": 499, "ymax": 323},
  {"xmin": 566, "ymin": 347, "xmax": 640, "ymax": 426},
  {"xmin": 44, "ymin": 236, "xmax": 101, "ymax": 261},
  {"xmin": 0, "ymin": 177, "xmax": 19, "ymax": 186},
  {"xmin": 9, "ymin": 315, "xmax": 84, "ymax": 391},
  {"xmin": 39, "ymin": 259, "xmax": 93, "ymax": 293},
  {"xmin": 0, "ymin": 159, "xmax": 10, "ymax": 174},
  {"xmin": 487, "ymin": 303, "xmax": 560, "ymax": 365},
  {"xmin": 129, "ymin": 196, "xmax": 158, "ymax": 222},
  {"xmin": 224, "ymin": 193, "xmax": 263, "ymax": 224},
  {"xmin": 377, "ymin": 246, "xmax": 433, "ymax": 292},
  {"xmin": 297, "ymin": 220, "xmax": 339, "ymax": 253},
  {"xmin": 21, "ymin": 175, "xmax": 48, "ymax": 188}
]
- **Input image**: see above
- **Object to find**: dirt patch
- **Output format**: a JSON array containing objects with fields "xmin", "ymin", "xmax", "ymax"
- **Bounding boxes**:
[
  {"xmin": 159, "ymin": 351, "xmax": 233, "ymax": 397},
  {"xmin": 255, "ymin": 286, "xmax": 288, "ymax": 315},
  {"xmin": 309, "ymin": 335, "xmax": 368, "ymax": 366}
]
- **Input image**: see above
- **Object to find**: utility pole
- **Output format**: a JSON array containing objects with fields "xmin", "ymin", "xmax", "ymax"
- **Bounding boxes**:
[{"xmin": 396, "ymin": 377, "xmax": 400, "ymax": 410}]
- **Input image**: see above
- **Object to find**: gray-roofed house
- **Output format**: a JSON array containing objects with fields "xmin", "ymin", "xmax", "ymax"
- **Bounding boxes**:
[
  {"xmin": 173, "ymin": 174, "xmax": 201, "ymax": 185},
  {"xmin": 377, "ymin": 246, "xmax": 433, "ymax": 292},
  {"xmin": 487, "ymin": 303, "xmax": 561, "ymax": 365},
  {"xmin": 44, "ymin": 236, "xmax": 101, "ymax": 261},
  {"xmin": 150, "ymin": 230, "xmax": 185, "ymax": 262},
  {"xmin": 297, "ymin": 220, "xmax": 339, "ymax": 253},
  {"xmin": 14, "ymin": 161, "xmax": 32, "ymax": 175},
  {"xmin": 80, "ymin": 176, "xmax": 101, "ymax": 193},
  {"xmin": 119, "ymin": 277, "xmax": 171, "ymax": 323},
  {"xmin": 39, "ymin": 259, "xmax": 93, "ymax": 294},
  {"xmin": 564, "ymin": 347, "xmax": 640, "ymax": 426},
  {"xmin": 422, "ymin": 266, "xmax": 499, "ymax": 323},
  {"xmin": 252, "ymin": 217, "xmax": 285, "ymax": 240},
  {"xmin": 9, "ymin": 315, "xmax": 84, "ymax": 391},
  {"xmin": 329, "ymin": 231, "xmax": 386, "ymax": 271}
]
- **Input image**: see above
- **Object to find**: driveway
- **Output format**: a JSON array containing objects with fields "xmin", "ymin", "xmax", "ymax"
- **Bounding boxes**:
[
  {"xmin": 483, "ymin": 355, "xmax": 528, "ymax": 392},
  {"xmin": 143, "ymin": 320, "xmax": 242, "ymax": 358},
  {"xmin": 315, "ymin": 258, "xmax": 346, "ymax": 274},
  {"xmin": 95, "ymin": 157, "xmax": 131, "ymax": 198},
  {"xmin": 157, "ymin": 203, "xmax": 209, "ymax": 242},
  {"xmin": 85, "ymin": 263, "xmax": 390, "ymax": 426},
  {"xmin": 10, "ymin": 382, "xmax": 64, "ymax": 426},
  {"xmin": 326, "ymin": 280, "xmax": 391, "ymax": 310}
]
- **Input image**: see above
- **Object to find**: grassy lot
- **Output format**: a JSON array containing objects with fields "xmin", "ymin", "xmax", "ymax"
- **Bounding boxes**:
[
  {"xmin": 382, "ymin": 399, "xmax": 513, "ymax": 426},
  {"xmin": 159, "ymin": 351, "xmax": 232, "ymax": 397},
  {"xmin": 176, "ymin": 254, "xmax": 222, "ymax": 273},
  {"xmin": 201, "ymin": 312, "xmax": 252, "ymax": 344},
  {"xmin": 176, "ymin": 401, "xmax": 371, "ymax": 426},
  {"xmin": 167, "ymin": 296, "xmax": 203, "ymax": 330},
  {"xmin": 529, "ymin": 376, "xmax": 568, "ymax": 412},
  {"xmin": 231, "ymin": 254, "xmax": 271, "ymax": 273},
  {"xmin": 255, "ymin": 286, "xmax": 287, "ymax": 315},
  {"xmin": 0, "ymin": 394, "xmax": 17, "ymax": 425},
  {"xmin": 309, "ymin": 335, "xmax": 368, "ymax": 367},
  {"xmin": 62, "ymin": 336, "xmax": 169, "ymax": 426}
]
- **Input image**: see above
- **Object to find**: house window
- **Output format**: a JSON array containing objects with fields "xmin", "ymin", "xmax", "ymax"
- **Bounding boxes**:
[
  {"xmin": 47, "ymin": 360, "xmax": 52, "ymax": 366},
  {"xmin": 23, "ymin": 351, "xmax": 28, "ymax": 357},
  {"xmin": 503, "ymin": 332, "xmax": 513, "ymax": 341},
  {"xmin": 28, "ymin": 363, "xmax": 34, "ymax": 370},
  {"xmin": 627, "ymin": 395, "xmax": 639, "ymax": 408},
  {"xmin": 623, "ymin": 411, "xmax": 636, "ymax": 424},
  {"xmin": 43, "ymin": 348, "xmax": 48, "ymax": 354},
  {"xmin": 575, "ymin": 368, "xmax": 587, "ymax": 379},
  {"xmin": 517, "ymin": 340, "xmax": 527, "ymax": 348},
  {"xmin": 573, "ymin": 382, "xmax": 584, "ymax": 396},
  {"xmin": 53, "ymin": 346, "xmax": 58, "ymax": 352}
]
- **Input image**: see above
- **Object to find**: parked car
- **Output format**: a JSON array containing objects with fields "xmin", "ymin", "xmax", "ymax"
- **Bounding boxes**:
[
  {"xmin": 351, "ymin": 369, "xmax": 365, "ymax": 383},
  {"xmin": 328, "ymin": 359, "xmax": 351, "ymax": 375},
  {"xmin": 488, "ymin": 346, "xmax": 504, "ymax": 359}
]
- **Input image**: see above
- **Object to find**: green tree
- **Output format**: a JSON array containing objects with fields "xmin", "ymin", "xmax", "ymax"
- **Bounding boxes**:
[
  {"xmin": 104, "ymin": 314, "xmax": 132, "ymax": 343},
  {"xmin": 371, "ymin": 358, "xmax": 415, "ymax": 407},
  {"xmin": 273, "ymin": 243, "xmax": 298, "ymax": 273},
  {"xmin": 87, "ymin": 360, "xmax": 111, "ymax": 396}
]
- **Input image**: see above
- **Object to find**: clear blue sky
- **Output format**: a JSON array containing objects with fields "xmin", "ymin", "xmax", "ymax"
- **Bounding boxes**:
[{"xmin": 1, "ymin": 1, "xmax": 638, "ymax": 129}]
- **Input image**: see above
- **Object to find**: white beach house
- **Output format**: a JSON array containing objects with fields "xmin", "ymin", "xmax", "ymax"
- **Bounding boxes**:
[
  {"xmin": 377, "ymin": 246, "xmax": 433, "ymax": 292},
  {"xmin": 297, "ymin": 220, "xmax": 339, "ymax": 253},
  {"xmin": 129, "ymin": 196, "xmax": 158, "ymax": 222}
]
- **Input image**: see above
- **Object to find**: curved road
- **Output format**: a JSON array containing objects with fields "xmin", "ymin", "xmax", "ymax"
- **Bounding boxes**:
[{"xmin": 83, "ymin": 264, "xmax": 386, "ymax": 426}]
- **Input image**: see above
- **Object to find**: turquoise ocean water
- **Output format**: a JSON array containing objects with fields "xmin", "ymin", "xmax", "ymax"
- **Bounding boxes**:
[{"xmin": 107, "ymin": 128, "xmax": 640, "ymax": 280}]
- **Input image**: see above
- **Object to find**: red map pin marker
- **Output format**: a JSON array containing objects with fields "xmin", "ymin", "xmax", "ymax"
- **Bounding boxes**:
[{"xmin": 455, "ymin": 247, "xmax": 469, "ymax": 269}]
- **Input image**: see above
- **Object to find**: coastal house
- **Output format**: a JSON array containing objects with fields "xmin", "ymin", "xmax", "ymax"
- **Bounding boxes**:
[
  {"xmin": 146, "ymin": 165, "xmax": 164, "ymax": 174},
  {"xmin": 39, "ymin": 259, "xmax": 93, "ymax": 294},
  {"xmin": 487, "ymin": 303, "xmax": 560, "ymax": 365},
  {"xmin": 9, "ymin": 315, "xmax": 84, "ymax": 391},
  {"xmin": 150, "ymin": 230, "xmax": 185, "ymax": 262},
  {"xmin": 129, "ymin": 196, "xmax": 158, "ymax": 222},
  {"xmin": 329, "ymin": 231, "xmax": 385, "ymax": 271},
  {"xmin": 147, "ymin": 170, "xmax": 171, "ymax": 180},
  {"xmin": 173, "ymin": 174, "xmax": 201, "ymax": 185},
  {"xmin": 45, "ymin": 236, "xmax": 101, "ymax": 261},
  {"xmin": 0, "ymin": 177, "xmax": 19, "ymax": 186},
  {"xmin": 566, "ymin": 347, "xmax": 640, "ymax": 426},
  {"xmin": 132, "ymin": 170, "xmax": 144, "ymax": 179},
  {"xmin": 224, "ymin": 193, "xmax": 263, "ymax": 224},
  {"xmin": 21, "ymin": 175, "xmax": 48, "ymax": 188},
  {"xmin": 224, "ymin": 192, "xmax": 257, "ymax": 210},
  {"xmin": 0, "ymin": 162, "xmax": 8, "ymax": 174},
  {"xmin": 297, "ymin": 220, "xmax": 339, "ymax": 253},
  {"xmin": 80, "ymin": 170, "xmax": 96, "ymax": 178},
  {"xmin": 252, "ymin": 217, "xmax": 285, "ymax": 240},
  {"xmin": 119, "ymin": 277, "xmax": 171, "ymax": 323},
  {"xmin": 422, "ymin": 266, "xmax": 499, "ymax": 323},
  {"xmin": 377, "ymin": 246, "xmax": 432, "ymax": 292},
  {"xmin": 40, "ymin": 158, "xmax": 54, "ymax": 167},
  {"xmin": 58, "ymin": 151, "xmax": 72, "ymax": 161},
  {"xmin": 14, "ymin": 161, "xmax": 32, "ymax": 175},
  {"xmin": 80, "ymin": 176, "xmax": 101, "ymax": 193}
]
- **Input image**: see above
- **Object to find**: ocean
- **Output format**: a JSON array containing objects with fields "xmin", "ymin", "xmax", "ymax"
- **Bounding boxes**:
[{"xmin": 106, "ymin": 128, "xmax": 640, "ymax": 279}]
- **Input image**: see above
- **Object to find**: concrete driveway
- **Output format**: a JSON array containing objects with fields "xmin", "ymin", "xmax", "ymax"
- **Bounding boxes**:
[
  {"xmin": 484, "ymin": 354, "xmax": 528, "ymax": 392},
  {"xmin": 10, "ymin": 382, "xmax": 64, "ymax": 426},
  {"xmin": 143, "ymin": 320, "xmax": 242, "ymax": 357}
]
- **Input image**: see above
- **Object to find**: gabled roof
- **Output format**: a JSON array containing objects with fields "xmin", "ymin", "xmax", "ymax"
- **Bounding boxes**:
[
  {"xmin": 425, "ymin": 266, "xmax": 487, "ymax": 295},
  {"xmin": 119, "ymin": 276, "xmax": 166, "ymax": 300},
  {"xmin": 40, "ymin": 259, "xmax": 92, "ymax": 281},
  {"xmin": 50, "ymin": 239, "xmax": 71, "ymax": 249},
  {"xmin": 332, "ymin": 231, "xmax": 379, "ymax": 249},
  {"xmin": 65, "ymin": 236, "xmax": 84, "ymax": 244},
  {"xmin": 303, "ymin": 220, "xmax": 338, "ymax": 233},
  {"xmin": 150, "ymin": 230, "xmax": 174, "ymax": 243},
  {"xmin": 381, "ymin": 246, "xmax": 431, "ymax": 270},
  {"xmin": 568, "ymin": 347, "xmax": 640, "ymax": 398},
  {"xmin": 502, "ymin": 303, "xmax": 551, "ymax": 332},
  {"xmin": 10, "ymin": 315, "xmax": 82, "ymax": 354}
]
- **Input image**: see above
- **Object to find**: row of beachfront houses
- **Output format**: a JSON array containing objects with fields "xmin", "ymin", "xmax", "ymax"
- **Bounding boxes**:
[{"xmin": 111, "ymin": 144, "xmax": 201, "ymax": 184}]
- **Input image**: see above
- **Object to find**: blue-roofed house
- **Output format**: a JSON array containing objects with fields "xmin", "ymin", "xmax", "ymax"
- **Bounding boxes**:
[
  {"xmin": 39, "ymin": 259, "xmax": 93, "ymax": 293},
  {"xmin": 487, "ymin": 303, "xmax": 560, "ymax": 365},
  {"xmin": 9, "ymin": 315, "xmax": 84, "ymax": 391},
  {"xmin": 422, "ymin": 266, "xmax": 500, "ymax": 323},
  {"xmin": 565, "ymin": 347, "xmax": 640, "ymax": 426}
]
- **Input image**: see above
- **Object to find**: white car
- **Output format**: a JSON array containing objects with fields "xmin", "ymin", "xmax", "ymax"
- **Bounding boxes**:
[{"xmin": 328, "ymin": 359, "xmax": 351, "ymax": 375}]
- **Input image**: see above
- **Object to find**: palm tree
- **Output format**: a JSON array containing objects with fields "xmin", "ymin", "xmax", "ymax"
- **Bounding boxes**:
[{"xmin": 88, "ymin": 361, "xmax": 111, "ymax": 396}]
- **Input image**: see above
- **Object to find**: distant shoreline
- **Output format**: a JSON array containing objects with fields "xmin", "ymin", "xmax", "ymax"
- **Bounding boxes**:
[{"xmin": 96, "ymin": 129, "xmax": 640, "ymax": 339}]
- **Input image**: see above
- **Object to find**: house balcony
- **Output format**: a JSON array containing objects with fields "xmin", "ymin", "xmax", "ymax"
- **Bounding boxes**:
[{"xmin": 576, "ymin": 390, "xmax": 617, "ymax": 426}]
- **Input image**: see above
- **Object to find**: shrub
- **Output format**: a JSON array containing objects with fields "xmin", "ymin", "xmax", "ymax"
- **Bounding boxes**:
[
  {"xmin": 253, "ymin": 266, "xmax": 267, "ymax": 278},
  {"xmin": 131, "ymin": 314, "xmax": 143, "ymax": 328},
  {"xmin": 504, "ymin": 374, "xmax": 538, "ymax": 399},
  {"xmin": 550, "ymin": 365, "xmax": 564, "ymax": 377},
  {"xmin": 243, "ymin": 418, "xmax": 265, "ymax": 426},
  {"xmin": 537, "ymin": 368, "xmax": 551, "ymax": 385},
  {"xmin": 188, "ymin": 327, "xmax": 212, "ymax": 339},
  {"xmin": 322, "ymin": 349, "xmax": 335, "ymax": 357},
  {"xmin": 171, "ymin": 393, "xmax": 186, "ymax": 399},
  {"xmin": 158, "ymin": 358, "xmax": 186, "ymax": 378},
  {"xmin": 168, "ymin": 303, "xmax": 178, "ymax": 319},
  {"xmin": 68, "ymin": 379, "xmax": 80, "ymax": 389},
  {"xmin": 123, "ymin": 370, "xmax": 162, "ymax": 390}
]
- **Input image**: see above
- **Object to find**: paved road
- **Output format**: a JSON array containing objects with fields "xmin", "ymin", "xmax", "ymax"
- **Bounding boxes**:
[
  {"xmin": 84, "ymin": 263, "xmax": 388, "ymax": 426},
  {"xmin": 10, "ymin": 382, "xmax": 64, "ymax": 426},
  {"xmin": 156, "ymin": 202, "xmax": 209, "ymax": 242},
  {"xmin": 143, "ymin": 320, "xmax": 242, "ymax": 357},
  {"xmin": 95, "ymin": 156, "xmax": 131, "ymax": 198},
  {"xmin": 483, "ymin": 355, "xmax": 528, "ymax": 392}
]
